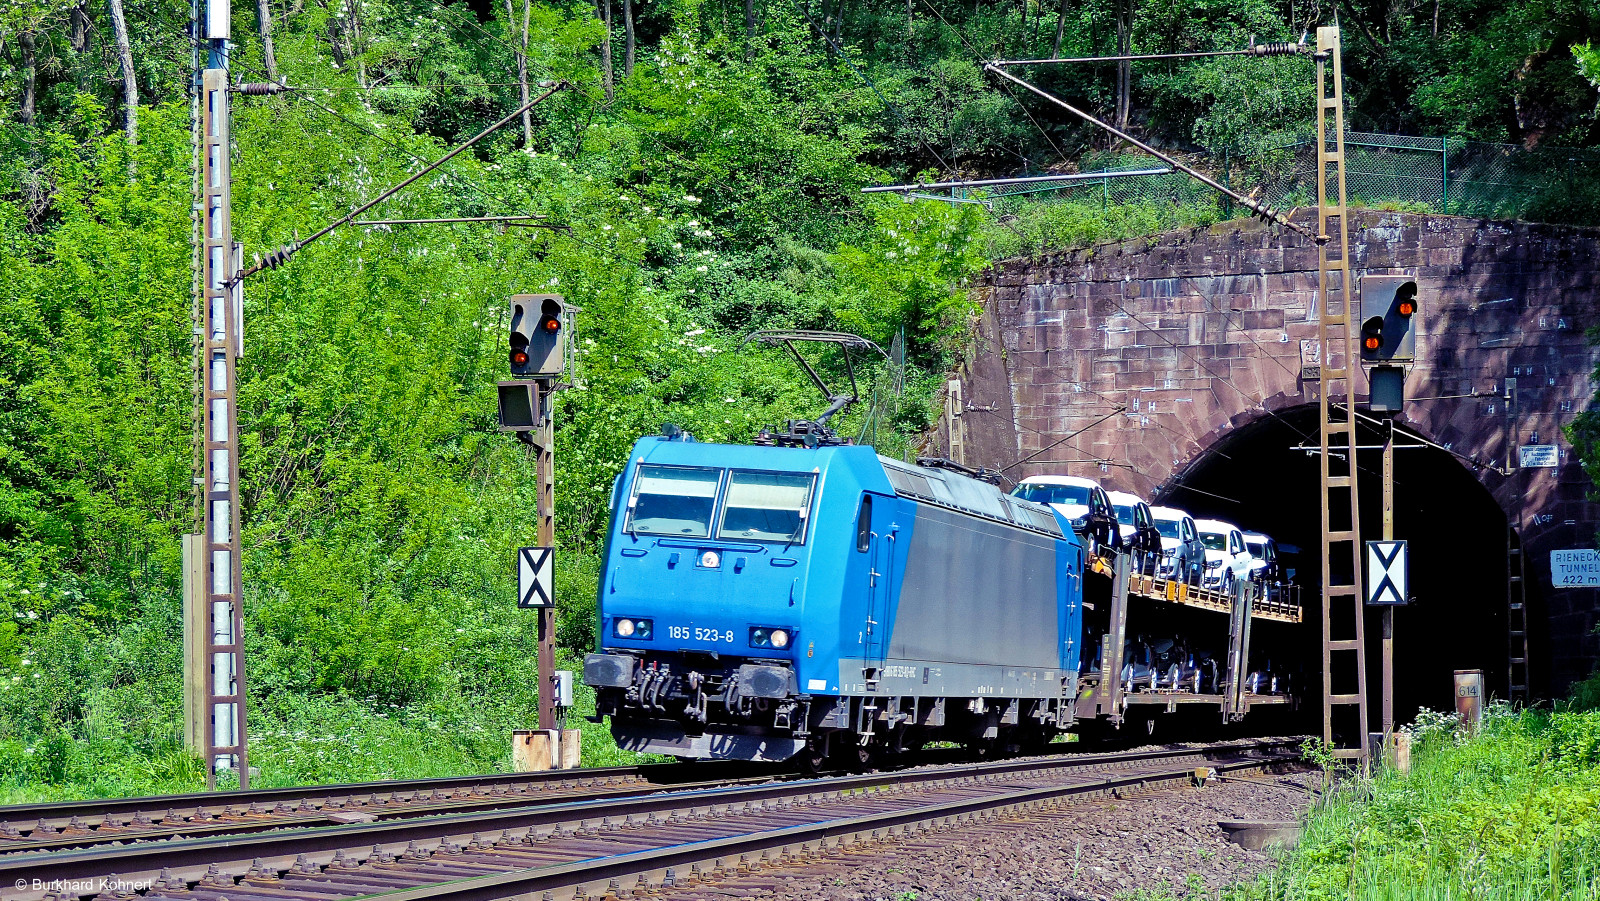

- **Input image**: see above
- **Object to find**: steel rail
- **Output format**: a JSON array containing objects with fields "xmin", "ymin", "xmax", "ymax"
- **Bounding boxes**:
[
  {"xmin": 0, "ymin": 772, "xmax": 783, "ymax": 856},
  {"xmin": 0, "ymin": 740, "xmax": 1301, "ymax": 897},
  {"xmin": 360, "ymin": 753, "xmax": 1289, "ymax": 901},
  {"xmin": 0, "ymin": 761, "xmax": 784, "ymax": 849}
]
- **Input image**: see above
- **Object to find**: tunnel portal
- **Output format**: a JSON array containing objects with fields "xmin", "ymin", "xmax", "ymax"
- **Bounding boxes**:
[
  {"xmin": 1160, "ymin": 405, "xmax": 1514, "ymax": 724},
  {"xmin": 946, "ymin": 209, "xmax": 1600, "ymax": 702}
]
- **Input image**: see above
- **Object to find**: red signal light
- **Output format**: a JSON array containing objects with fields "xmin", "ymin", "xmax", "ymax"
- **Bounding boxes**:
[
  {"xmin": 1397, "ymin": 299, "xmax": 1415, "ymax": 316},
  {"xmin": 540, "ymin": 316, "xmax": 561, "ymax": 333},
  {"xmin": 1363, "ymin": 335, "xmax": 1381, "ymax": 351},
  {"xmin": 511, "ymin": 349, "xmax": 530, "ymax": 367}
]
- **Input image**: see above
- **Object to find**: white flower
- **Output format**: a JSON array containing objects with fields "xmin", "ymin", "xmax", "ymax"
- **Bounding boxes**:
[
  {"xmin": 602, "ymin": 224, "xmax": 612, "ymax": 231},
  {"xmin": 696, "ymin": 265, "xmax": 708, "ymax": 272},
  {"xmin": 685, "ymin": 328, "xmax": 705, "ymax": 337}
]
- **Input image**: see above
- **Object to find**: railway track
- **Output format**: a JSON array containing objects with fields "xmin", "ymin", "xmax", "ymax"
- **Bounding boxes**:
[
  {"xmin": 1, "ymin": 739, "xmax": 1302, "ymax": 901},
  {"xmin": 0, "ymin": 762, "xmax": 785, "ymax": 855}
]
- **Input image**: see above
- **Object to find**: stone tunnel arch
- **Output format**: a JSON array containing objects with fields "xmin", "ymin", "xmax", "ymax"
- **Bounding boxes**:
[
  {"xmin": 944, "ymin": 210, "xmax": 1600, "ymax": 699},
  {"xmin": 1156, "ymin": 403, "xmax": 1520, "ymax": 725}
]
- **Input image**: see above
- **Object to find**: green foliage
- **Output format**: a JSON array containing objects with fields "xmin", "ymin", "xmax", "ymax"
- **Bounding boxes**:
[
  {"xmin": 2, "ymin": 0, "xmax": 1598, "ymax": 804},
  {"xmin": 1230, "ymin": 704, "xmax": 1600, "ymax": 901},
  {"xmin": 0, "ymin": 0, "xmax": 1003, "ymax": 798}
]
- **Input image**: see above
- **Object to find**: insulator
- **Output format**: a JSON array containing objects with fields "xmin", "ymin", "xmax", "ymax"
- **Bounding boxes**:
[
  {"xmin": 1246, "ymin": 41, "xmax": 1305, "ymax": 57},
  {"xmin": 233, "ymin": 82, "xmax": 289, "ymax": 95},
  {"xmin": 258, "ymin": 243, "xmax": 300, "ymax": 271}
]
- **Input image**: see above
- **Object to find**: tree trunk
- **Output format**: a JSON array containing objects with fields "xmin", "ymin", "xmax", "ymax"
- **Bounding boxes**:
[
  {"xmin": 19, "ymin": 32, "xmax": 36, "ymax": 125},
  {"xmin": 503, "ymin": 0, "xmax": 531, "ymax": 145},
  {"xmin": 1051, "ymin": 0, "xmax": 1066, "ymax": 58},
  {"xmin": 71, "ymin": 0, "xmax": 95, "ymax": 91},
  {"xmin": 1114, "ymin": 0, "xmax": 1132, "ymax": 132},
  {"xmin": 744, "ymin": 0, "xmax": 756, "ymax": 60},
  {"xmin": 622, "ymin": 0, "xmax": 635, "ymax": 77},
  {"xmin": 597, "ymin": 0, "xmax": 613, "ymax": 101},
  {"xmin": 108, "ymin": 0, "xmax": 138, "ymax": 146},
  {"xmin": 326, "ymin": 7, "xmax": 348, "ymax": 68},
  {"xmin": 832, "ymin": 0, "xmax": 844, "ymax": 45},
  {"xmin": 520, "ymin": 0, "xmax": 533, "ymax": 133},
  {"xmin": 71, "ymin": 0, "xmax": 94, "ymax": 52},
  {"xmin": 348, "ymin": 1, "xmax": 366, "ymax": 87},
  {"xmin": 257, "ymin": 0, "xmax": 278, "ymax": 80}
]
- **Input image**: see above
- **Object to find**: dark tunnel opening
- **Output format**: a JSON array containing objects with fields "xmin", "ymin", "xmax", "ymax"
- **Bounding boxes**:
[{"xmin": 1156, "ymin": 405, "xmax": 1520, "ymax": 732}]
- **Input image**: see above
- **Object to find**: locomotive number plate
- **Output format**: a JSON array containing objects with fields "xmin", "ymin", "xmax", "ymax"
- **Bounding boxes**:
[{"xmin": 668, "ymin": 625, "xmax": 736, "ymax": 643}]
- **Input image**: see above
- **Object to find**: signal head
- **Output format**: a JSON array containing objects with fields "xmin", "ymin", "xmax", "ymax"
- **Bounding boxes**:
[
  {"xmin": 507, "ymin": 294, "xmax": 567, "ymax": 377},
  {"xmin": 1395, "ymin": 281, "xmax": 1418, "ymax": 317}
]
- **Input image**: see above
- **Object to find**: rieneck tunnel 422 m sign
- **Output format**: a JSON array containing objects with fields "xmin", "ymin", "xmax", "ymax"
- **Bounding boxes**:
[{"xmin": 1551, "ymin": 549, "xmax": 1600, "ymax": 588}]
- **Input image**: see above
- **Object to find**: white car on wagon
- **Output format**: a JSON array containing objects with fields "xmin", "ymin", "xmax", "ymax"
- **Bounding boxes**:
[
  {"xmin": 1193, "ymin": 518, "xmax": 1253, "ymax": 592},
  {"xmin": 1149, "ymin": 506, "xmax": 1205, "ymax": 586}
]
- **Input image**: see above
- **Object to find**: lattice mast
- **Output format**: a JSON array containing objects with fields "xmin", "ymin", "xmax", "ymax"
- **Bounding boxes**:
[
  {"xmin": 190, "ymin": 3, "xmax": 250, "ymax": 787},
  {"xmin": 1314, "ymin": 26, "xmax": 1370, "ymax": 767}
]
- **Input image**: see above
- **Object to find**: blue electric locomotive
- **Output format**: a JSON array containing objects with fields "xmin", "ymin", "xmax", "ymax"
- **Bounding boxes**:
[{"xmin": 583, "ymin": 431, "xmax": 1085, "ymax": 765}]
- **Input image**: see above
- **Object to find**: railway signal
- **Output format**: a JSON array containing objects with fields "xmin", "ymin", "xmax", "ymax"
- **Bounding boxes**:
[
  {"xmin": 500, "ymin": 294, "xmax": 572, "ymax": 767},
  {"xmin": 1359, "ymin": 276, "xmax": 1419, "ymax": 363},
  {"xmin": 509, "ymin": 294, "xmax": 566, "ymax": 377}
]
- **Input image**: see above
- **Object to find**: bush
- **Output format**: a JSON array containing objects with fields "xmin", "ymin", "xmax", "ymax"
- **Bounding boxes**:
[{"xmin": 1238, "ymin": 704, "xmax": 1600, "ymax": 901}]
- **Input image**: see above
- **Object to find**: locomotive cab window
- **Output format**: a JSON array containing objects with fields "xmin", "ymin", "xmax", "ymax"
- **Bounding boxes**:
[
  {"xmin": 718, "ymin": 471, "xmax": 815, "ymax": 543},
  {"xmin": 626, "ymin": 465, "xmax": 722, "ymax": 538}
]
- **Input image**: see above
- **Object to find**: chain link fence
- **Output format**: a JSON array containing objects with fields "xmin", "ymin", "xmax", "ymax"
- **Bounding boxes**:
[
  {"xmin": 1261, "ymin": 132, "xmax": 1600, "ymax": 222},
  {"xmin": 949, "ymin": 136, "xmax": 1600, "ymax": 226}
]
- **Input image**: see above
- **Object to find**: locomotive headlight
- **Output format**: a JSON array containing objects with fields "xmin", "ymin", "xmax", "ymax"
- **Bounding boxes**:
[
  {"xmin": 613, "ymin": 617, "xmax": 652, "ymax": 639},
  {"xmin": 750, "ymin": 626, "xmax": 791, "ymax": 649},
  {"xmin": 699, "ymin": 551, "xmax": 721, "ymax": 569}
]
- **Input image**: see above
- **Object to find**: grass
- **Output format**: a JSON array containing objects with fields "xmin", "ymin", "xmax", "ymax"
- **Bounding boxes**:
[
  {"xmin": 0, "ymin": 649, "xmax": 658, "ymax": 805},
  {"xmin": 1235, "ymin": 700, "xmax": 1600, "ymax": 901},
  {"xmin": 1112, "ymin": 686, "xmax": 1600, "ymax": 901}
]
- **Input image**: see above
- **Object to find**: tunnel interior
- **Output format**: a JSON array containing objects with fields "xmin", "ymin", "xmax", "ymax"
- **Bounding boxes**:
[{"xmin": 1155, "ymin": 405, "xmax": 1516, "ymax": 731}]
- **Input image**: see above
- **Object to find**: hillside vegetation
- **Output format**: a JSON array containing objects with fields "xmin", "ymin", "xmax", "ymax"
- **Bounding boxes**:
[{"xmin": 1, "ymin": 0, "xmax": 1598, "ymax": 797}]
